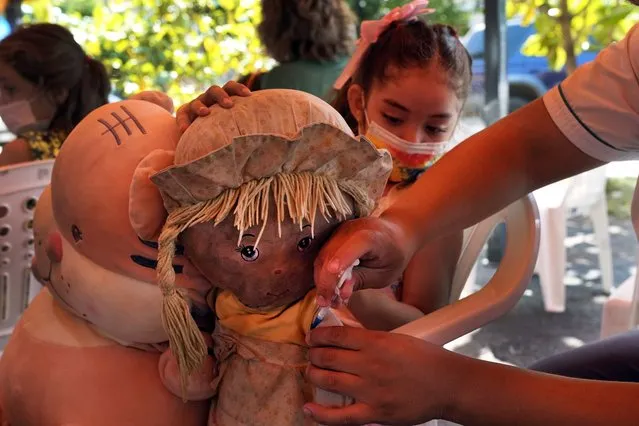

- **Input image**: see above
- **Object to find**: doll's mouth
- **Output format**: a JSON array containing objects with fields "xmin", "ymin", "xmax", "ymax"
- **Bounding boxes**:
[{"xmin": 266, "ymin": 289, "xmax": 290, "ymax": 298}]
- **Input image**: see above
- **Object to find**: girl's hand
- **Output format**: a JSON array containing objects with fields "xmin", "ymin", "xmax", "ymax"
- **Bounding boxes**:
[
  {"xmin": 304, "ymin": 326, "xmax": 468, "ymax": 425},
  {"xmin": 176, "ymin": 81, "xmax": 251, "ymax": 133}
]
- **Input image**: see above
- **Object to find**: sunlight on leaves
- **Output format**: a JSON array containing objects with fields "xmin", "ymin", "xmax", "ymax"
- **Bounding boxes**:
[
  {"xmin": 23, "ymin": 0, "xmax": 271, "ymax": 105},
  {"xmin": 508, "ymin": 0, "xmax": 635, "ymax": 73}
]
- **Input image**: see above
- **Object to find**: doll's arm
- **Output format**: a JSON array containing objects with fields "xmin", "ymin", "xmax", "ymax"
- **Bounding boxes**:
[{"xmin": 158, "ymin": 334, "xmax": 217, "ymax": 401}]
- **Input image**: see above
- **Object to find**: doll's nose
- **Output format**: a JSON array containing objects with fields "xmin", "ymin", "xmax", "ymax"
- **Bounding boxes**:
[{"xmin": 273, "ymin": 269, "xmax": 283, "ymax": 275}]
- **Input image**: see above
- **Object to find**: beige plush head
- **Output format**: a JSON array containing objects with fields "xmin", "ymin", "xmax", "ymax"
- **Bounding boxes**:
[
  {"xmin": 46, "ymin": 99, "xmax": 210, "ymax": 345},
  {"xmin": 133, "ymin": 89, "xmax": 392, "ymax": 385},
  {"xmin": 129, "ymin": 90, "xmax": 175, "ymax": 114}
]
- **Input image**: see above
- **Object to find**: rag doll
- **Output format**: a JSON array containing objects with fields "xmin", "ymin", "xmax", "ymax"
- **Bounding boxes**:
[
  {"xmin": 0, "ymin": 98, "xmax": 213, "ymax": 426},
  {"xmin": 129, "ymin": 89, "xmax": 392, "ymax": 425}
]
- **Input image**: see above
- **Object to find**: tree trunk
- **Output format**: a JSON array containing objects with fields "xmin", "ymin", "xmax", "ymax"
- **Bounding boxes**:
[
  {"xmin": 5, "ymin": 0, "xmax": 21, "ymax": 30},
  {"xmin": 559, "ymin": 0, "xmax": 578, "ymax": 74}
]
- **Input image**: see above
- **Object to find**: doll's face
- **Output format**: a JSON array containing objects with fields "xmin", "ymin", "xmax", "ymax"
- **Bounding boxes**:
[{"xmin": 182, "ymin": 203, "xmax": 348, "ymax": 309}]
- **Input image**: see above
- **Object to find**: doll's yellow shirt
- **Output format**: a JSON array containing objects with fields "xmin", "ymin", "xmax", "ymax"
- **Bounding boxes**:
[{"xmin": 215, "ymin": 289, "xmax": 317, "ymax": 346}]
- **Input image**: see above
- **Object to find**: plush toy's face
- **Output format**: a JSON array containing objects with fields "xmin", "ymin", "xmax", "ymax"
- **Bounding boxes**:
[
  {"xmin": 45, "ymin": 100, "xmax": 211, "ymax": 344},
  {"xmin": 182, "ymin": 202, "xmax": 348, "ymax": 309},
  {"xmin": 51, "ymin": 100, "xmax": 182, "ymax": 284}
]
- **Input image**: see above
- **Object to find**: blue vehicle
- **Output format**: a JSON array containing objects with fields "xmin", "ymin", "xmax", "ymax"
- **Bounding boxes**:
[
  {"xmin": 0, "ymin": 16, "xmax": 9, "ymax": 40},
  {"xmin": 463, "ymin": 19, "xmax": 600, "ymax": 121}
]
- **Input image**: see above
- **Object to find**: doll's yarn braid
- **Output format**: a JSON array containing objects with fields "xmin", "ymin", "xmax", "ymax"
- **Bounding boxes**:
[{"xmin": 156, "ymin": 172, "xmax": 371, "ymax": 399}]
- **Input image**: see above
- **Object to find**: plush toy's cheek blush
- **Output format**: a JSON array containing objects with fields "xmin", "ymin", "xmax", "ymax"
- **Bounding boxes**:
[{"xmin": 46, "ymin": 232, "xmax": 63, "ymax": 263}]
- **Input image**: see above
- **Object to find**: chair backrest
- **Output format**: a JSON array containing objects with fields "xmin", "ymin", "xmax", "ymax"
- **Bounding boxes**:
[
  {"xmin": 564, "ymin": 166, "xmax": 607, "ymax": 214},
  {"xmin": 0, "ymin": 160, "xmax": 54, "ymax": 336},
  {"xmin": 393, "ymin": 194, "xmax": 540, "ymax": 345}
]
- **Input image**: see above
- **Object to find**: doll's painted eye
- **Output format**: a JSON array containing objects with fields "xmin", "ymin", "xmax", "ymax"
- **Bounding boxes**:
[
  {"xmin": 239, "ymin": 245, "xmax": 259, "ymax": 262},
  {"xmin": 297, "ymin": 237, "xmax": 313, "ymax": 252}
]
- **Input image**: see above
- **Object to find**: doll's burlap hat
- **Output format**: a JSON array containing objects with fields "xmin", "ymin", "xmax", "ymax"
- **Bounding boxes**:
[
  {"xmin": 152, "ymin": 89, "xmax": 391, "ymax": 216},
  {"xmin": 150, "ymin": 90, "xmax": 391, "ymax": 394}
]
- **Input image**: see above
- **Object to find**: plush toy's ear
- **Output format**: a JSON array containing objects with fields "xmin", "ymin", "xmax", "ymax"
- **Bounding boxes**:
[
  {"xmin": 129, "ymin": 91, "xmax": 175, "ymax": 114},
  {"xmin": 130, "ymin": 149, "xmax": 175, "ymax": 240}
]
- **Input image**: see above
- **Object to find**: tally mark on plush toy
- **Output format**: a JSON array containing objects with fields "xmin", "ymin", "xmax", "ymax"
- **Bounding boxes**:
[{"xmin": 97, "ymin": 105, "xmax": 147, "ymax": 146}]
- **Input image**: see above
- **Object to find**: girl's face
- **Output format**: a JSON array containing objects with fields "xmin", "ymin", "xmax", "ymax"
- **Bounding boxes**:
[
  {"xmin": 0, "ymin": 61, "xmax": 59, "ymax": 133},
  {"xmin": 348, "ymin": 63, "xmax": 463, "ymax": 143}
]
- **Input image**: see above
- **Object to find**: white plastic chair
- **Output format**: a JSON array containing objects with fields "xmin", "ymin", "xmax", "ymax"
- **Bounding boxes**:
[
  {"xmin": 0, "ymin": 160, "xmax": 53, "ymax": 337},
  {"xmin": 533, "ymin": 166, "xmax": 612, "ymax": 313},
  {"xmin": 391, "ymin": 194, "xmax": 539, "ymax": 426},
  {"xmin": 600, "ymin": 265, "xmax": 638, "ymax": 339},
  {"xmin": 600, "ymin": 182, "xmax": 639, "ymax": 338},
  {"xmin": 393, "ymin": 194, "xmax": 539, "ymax": 344},
  {"xmin": 601, "ymin": 178, "xmax": 639, "ymax": 339}
]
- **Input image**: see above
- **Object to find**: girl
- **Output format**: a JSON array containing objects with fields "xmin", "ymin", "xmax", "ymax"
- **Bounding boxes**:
[
  {"xmin": 0, "ymin": 23, "xmax": 110, "ymax": 166},
  {"xmin": 177, "ymin": 0, "xmax": 473, "ymax": 331}
]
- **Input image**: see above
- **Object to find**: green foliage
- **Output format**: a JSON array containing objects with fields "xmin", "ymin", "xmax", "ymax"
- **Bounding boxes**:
[
  {"xmin": 22, "ymin": 0, "xmax": 273, "ymax": 105},
  {"xmin": 507, "ymin": 0, "xmax": 636, "ymax": 72},
  {"xmin": 347, "ymin": 0, "xmax": 471, "ymax": 34},
  {"xmin": 606, "ymin": 177, "xmax": 635, "ymax": 220},
  {"xmin": 20, "ymin": 0, "xmax": 470, "ymax": 105}
]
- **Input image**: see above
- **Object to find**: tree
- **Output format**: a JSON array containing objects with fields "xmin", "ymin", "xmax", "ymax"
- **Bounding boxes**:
[
  {"xmin": 22, "ymin": 0, "xmax": 272, "ymax": 105},
  {"xmin": 507, "ymin": 0, "xmax": 635, "ymax": 74},
  {"xmin": 347, "ymin": 0, "xmax": 471, "ymax": 35}
]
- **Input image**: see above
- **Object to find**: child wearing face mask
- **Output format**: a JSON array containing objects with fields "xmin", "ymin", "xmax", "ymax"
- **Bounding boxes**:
[
  {"xmin": 0, "ymin": 23, "xmax": 111, "ymax": 166},
  {"xmin": 329, "ymin": 0, "xmax": 472, "ymax": 330},
  {"xmin": 176, "ymin": 0, "xmax": 472, "ymax": 331}
]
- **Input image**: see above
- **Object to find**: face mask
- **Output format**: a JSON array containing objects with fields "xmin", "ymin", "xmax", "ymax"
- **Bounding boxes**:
[
  {"xmin": 363, "ymin": 119, "xmax": 449, "ymax": 184},
  {"xmin": 0, "ymin": 99, "xmax": 39, "ymax": 135}
]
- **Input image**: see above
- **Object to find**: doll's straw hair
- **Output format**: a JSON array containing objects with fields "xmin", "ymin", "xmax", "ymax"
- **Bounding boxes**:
[{"xmin": 156, "ymin": 172, "xmax": 371, "ymax": 397}]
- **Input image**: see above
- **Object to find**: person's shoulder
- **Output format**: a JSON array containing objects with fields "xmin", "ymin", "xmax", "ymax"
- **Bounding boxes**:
[
  {"xmin": 623, "ymin": 22, "xmax": 639, "ymax": 53},
  {"xmin": 602, "ymin": 22, "xmax": 639, "ymax": 70},
  {"xmin": 542, "ymin": 23, "xmax": 639, "ymax": 161}
]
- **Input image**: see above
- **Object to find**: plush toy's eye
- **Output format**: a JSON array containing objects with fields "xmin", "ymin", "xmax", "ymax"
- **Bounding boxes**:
[
  {"xmin": 238, "ymin": 245, "xmax": 259, "ymax": 262},
  {"xmin": 297, "ymin": 237, "xmax": 313, "ymax": 252},
  {"xmin": 71, "ymin": 225, "xmax": 83, "ymax": 243}
]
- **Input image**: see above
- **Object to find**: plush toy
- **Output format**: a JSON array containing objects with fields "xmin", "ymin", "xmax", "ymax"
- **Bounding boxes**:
[
  {"xmin": 129, "ymin": 89, "xmax": 392, "ymax": 425},
  {"xmin": 0, "ymin": 98, "xmax": 213, "ymax": 426},
  {"xmin": 129, "ymin": 90, "xmax": 175, "ymax": 114}
]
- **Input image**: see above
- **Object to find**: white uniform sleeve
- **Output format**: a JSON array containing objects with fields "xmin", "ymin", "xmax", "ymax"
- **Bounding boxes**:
[{"xmin": 543, "ymin": 23, "xmax": 639, "ymax": 162}]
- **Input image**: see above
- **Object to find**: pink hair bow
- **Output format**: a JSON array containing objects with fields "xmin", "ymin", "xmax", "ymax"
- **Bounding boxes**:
[{"xmin": 334, "ymin": 0, "xmax": 436, "ymax": 90}]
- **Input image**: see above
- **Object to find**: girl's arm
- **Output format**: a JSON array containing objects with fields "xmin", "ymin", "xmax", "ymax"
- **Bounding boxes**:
[
  {"xmin": 348, "ymin": 232, "xmax": 462, "ymax": 331},
  {"xmin": 402, "ymin": 231, "xmax": 462, "ymax": 313}
]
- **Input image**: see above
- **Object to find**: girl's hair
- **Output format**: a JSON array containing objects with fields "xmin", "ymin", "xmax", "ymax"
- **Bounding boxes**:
[
  {"xmin": 331, "ymin": 19, "xmax": 472, "ymax": 134},
  {"xmin": 0, "ymin": 23, "xmax": 110, "ymax": 134},
  {"xmin": 258, "ymin": 0, "xmax": 357, "ymax": 63}
]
